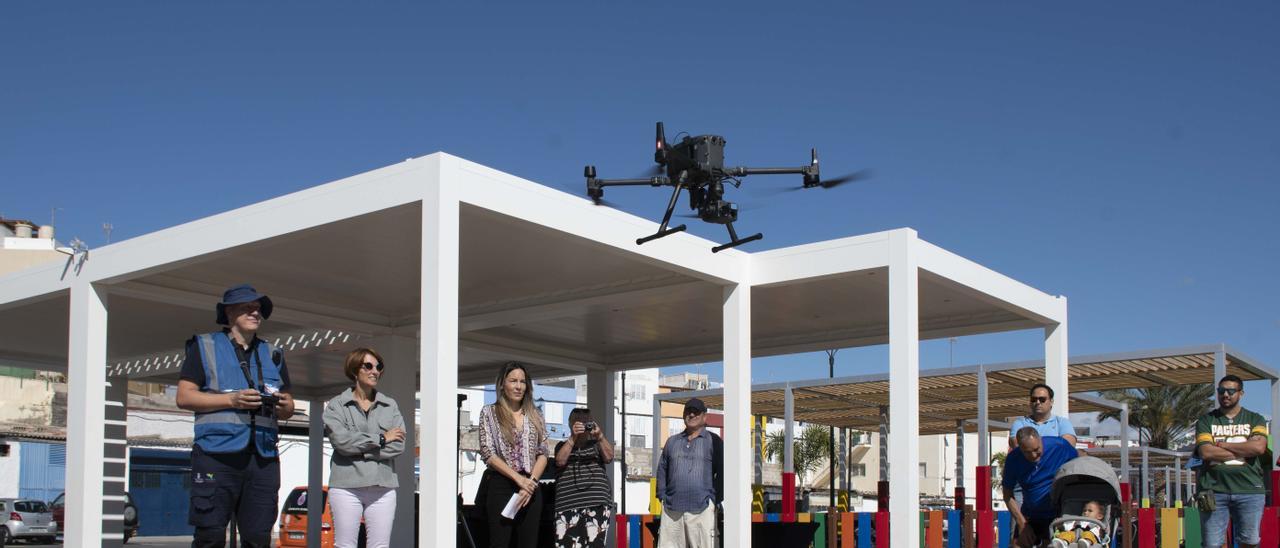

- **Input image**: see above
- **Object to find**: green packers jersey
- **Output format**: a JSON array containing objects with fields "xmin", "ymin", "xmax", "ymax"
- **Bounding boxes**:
[{"xmin": 1195, "ymin": 408, "xmax": 1269, "ymax": 494}]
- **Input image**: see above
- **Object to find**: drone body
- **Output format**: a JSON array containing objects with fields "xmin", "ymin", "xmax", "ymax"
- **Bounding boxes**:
[{"xmin": 584, "ymin": 122, "xmax": 861, "ymax": 252}]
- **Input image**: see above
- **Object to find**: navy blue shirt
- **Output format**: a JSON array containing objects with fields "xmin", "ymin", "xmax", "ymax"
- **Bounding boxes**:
[
  {"xmin": 655, "ymin": 429, "xmax": 722, "ymax": 512},
  {"xmin": 1001, "ymin": 436, "xmax": 1077, "ymax": 519}
]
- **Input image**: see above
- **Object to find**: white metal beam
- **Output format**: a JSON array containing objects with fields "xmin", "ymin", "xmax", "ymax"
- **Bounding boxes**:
[
  {"xmin": 66, "ymin": 281, "xmax": 108, "ymax": 545},
  {"xmin": 459, "ymin": 278, "xmax": 706, "ymax": 332},
  {"xmin": 419, "ymin": 155, "xmax": 459, "ymax": 546},
  {"xmin": 887, "ymin": 229, "xmax": 921, "ymax": 547},
  {"xmin": 108, "ymin": 280, "xmax": 393, "ymax": 335},
  {"xmin": 915, "ymin": 239, "xmax": 1065, "ymax": 325},
  {"xmin": 83, "ymin": 158, "xmax": 434, "ymax": 286},
  {"xmin": 722, "ymin": 278, "xmax": 752, "ymax": 547},
  {"xmin": 750, "ymin": 231, "xmax": 891, "ymax": 287}
]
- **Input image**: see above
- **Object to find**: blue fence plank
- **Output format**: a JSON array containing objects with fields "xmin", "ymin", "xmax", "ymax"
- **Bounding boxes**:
[
  {"xmin": 996, "ymin": 511, "xmax": 1011, "ymax": 548},
  {"xmin": 629, "ymin": 515, "xmax": 642, "ymax": 548},
  {"xmin": 947, "ymin": 510, "xmax": 962, "ymax": 548},
  {"xmin": 858, "ymin": 512, "xmax": 873, "ymax": 548}
]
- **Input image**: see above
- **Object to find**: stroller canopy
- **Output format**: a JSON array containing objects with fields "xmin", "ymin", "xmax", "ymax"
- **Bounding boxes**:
[{"xmin": 1050, "ymin": 456, "xmax": 1122, "ymax": 511}]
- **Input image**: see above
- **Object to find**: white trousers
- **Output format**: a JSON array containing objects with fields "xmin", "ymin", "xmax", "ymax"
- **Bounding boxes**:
[
  {"xmin": 329, "ymin": 486, "xmax": 397, "ymax": 548},
  {"xmin": 657, "ymin": 500, "xmax": 717, "ymax": 548}
]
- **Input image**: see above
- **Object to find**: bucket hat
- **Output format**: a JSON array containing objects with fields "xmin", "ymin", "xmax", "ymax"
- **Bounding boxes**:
[{"xmin": 215, "ymin": 284, "xmax": 273, "ymax": 325}]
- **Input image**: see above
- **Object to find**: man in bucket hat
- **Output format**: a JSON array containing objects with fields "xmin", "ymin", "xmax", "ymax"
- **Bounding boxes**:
[
  {"xmin": 176, "ymin": 284, "xmax": 295, "ymax": 548},
  {"xmin": 655, "ymin": 398, "xmax": 723, "ymax": 548}
]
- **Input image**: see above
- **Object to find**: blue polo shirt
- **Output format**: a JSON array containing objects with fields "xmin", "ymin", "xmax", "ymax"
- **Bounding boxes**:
[
  {"xmin": 1009, "ymin": 415, "xmax": 1075, "ymax": 442},
  {"xmin": 1001, "ymin": 436, "xmax": 1076, "ymax": 519}
]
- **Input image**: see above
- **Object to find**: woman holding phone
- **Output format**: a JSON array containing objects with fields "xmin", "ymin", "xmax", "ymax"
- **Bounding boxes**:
[
  {"xmin": 553, "ymin": 407, "xmax": 615, "ymax": 548},
  {"xmin": 478, "ymin": 362, "xmax": 550, "ymax": 547},
  {"xmin": 322, "ymin": 348, "xmax": 406, "ymax": 548}
]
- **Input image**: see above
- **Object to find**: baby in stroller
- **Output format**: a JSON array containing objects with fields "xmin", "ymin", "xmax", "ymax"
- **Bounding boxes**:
[
  {"xmin": 1048, "ymin": 456, "xmax": 1120, "ymax": 548},
  {"xmin": 1050, "ymin": 500, "xmax": 1105, "ymax": 547}
]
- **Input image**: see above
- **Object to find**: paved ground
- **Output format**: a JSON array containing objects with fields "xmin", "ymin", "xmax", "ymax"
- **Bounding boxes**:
[{"xmin": 21, "ymin": 535, "xmax": 206, "ymax": 547}]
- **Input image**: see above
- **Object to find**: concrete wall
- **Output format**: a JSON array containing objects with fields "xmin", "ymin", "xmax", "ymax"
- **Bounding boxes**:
[{"xmin": 0, "ymin": 441, "xmax": 19, "ymax": 498}]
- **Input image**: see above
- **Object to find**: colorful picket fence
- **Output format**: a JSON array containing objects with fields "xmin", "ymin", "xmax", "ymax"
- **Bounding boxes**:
[{"xmin": 610, "ymin": 504, "xmax": 1280, "ymax": 547}]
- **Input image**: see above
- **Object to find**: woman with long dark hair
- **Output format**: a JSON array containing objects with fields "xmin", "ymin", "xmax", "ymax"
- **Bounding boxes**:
[
  {"xmin": 552, "ymin": 407, "xmax": 614, "ymax": 548},
  {"xmin": 478, "ymin": 362, "xmax": 550, "ymax": 547}
]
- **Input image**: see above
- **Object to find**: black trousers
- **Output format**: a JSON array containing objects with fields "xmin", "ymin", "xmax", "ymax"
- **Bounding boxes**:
[
  {"xmin": 484, "ymin": 470, "xmax": 543, "ymax": 548},
  {"xmin": 188, "ymin": 444, "xmax": 281, "ymax": 548}
]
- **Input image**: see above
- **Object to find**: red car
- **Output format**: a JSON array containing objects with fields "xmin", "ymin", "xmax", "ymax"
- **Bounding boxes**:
[{"xmin": 48, "ymin": 491, "xmax": 139, "ymax": 543}]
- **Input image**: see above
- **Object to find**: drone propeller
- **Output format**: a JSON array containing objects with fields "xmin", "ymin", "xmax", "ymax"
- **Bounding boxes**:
[{"xmin": 814, "ymin": 169, "xmax": 873, "ymax": 189}]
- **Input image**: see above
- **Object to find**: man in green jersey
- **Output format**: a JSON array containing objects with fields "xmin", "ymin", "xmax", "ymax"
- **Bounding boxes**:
[{"xmin": 1194, "ymin": 374, "xmax": 1268, "ymax": 548}]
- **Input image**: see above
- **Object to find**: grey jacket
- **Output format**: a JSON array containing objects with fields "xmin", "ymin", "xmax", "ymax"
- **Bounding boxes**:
[{"xmin": 323, "ymin": 388, "xmax": 406, "ymax": 489}]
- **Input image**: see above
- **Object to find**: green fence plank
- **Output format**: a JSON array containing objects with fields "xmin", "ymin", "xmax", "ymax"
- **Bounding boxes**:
[{"xmin": 1182, "ymin": 507, "xmax": 1201, "ymax": 548}]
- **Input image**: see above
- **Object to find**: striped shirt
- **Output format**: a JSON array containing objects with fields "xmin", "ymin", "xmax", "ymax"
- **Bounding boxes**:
[
  {"xmin": 656, "ymin": 429, "xmax": 718, "ymax": 512},
  {"xmin": 553, "ymin": 440, "xmax": 612, "ymax": 513},
  {"xmin": 478, "ymin": 404, "xmax": 549, "ymax": 474}
]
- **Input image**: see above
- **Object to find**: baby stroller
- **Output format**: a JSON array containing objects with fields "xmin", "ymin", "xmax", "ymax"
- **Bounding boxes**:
[{"xmin": 1048, "ymin": 456, "xmax": 1121, "ymax": 548}]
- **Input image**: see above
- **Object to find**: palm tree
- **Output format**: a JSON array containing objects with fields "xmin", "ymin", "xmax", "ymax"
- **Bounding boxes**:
[
  {"xmin": 1096, "ymin": 385, "xmax": 1214, "ymax": 449},
  {"xmin": 990, "ymin": 452, "xmax": 1007, "ymax": 490},
  {"xmin": 765, "ymin": 424, "xmax": 833, "ymax": 487}
]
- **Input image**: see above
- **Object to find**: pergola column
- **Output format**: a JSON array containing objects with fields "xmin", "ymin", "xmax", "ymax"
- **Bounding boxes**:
[
  {"xmin": 782, "ymin": 383, "xmax": 795, "ymax": 520},
  {"xmin": 1120, "ymin": 404, "xmax": 1131, "ymax": 504},
  {"xmin": 1044, "ymin": 310, "xmax": 1068, "ymax": 414},
  {"xmin": 1214, "ymin": 345, "xmax": 1227, "ymax": 384},
  {"xmin": 378, "ymin": 334, "xmax": 420, "ymax": 546},
  {"xmin": 66, "ymin": 281, "xmax": 108, "ymax": 546},
  {"xmin": 102, "ymin": 376, "xmax": 128, "ymax": 548},
  {"xmin": 1272, "ymin": 378, "xmax": 1280, "ymax": 494},
  {"xmin": 307, "ymin": 396, "xmax": 325, "ymax": 545},
  {"xmin": 888, "ymin": 229, "xmax": 921, "ymax": 547},
  {"xmin": 419, "ymin": 159, "xmax": 460, "ymax": 546},
  {"xmin": 722, "ymin": 280, "xmax": 752, "ymax": 547},
  {"xmin": 587, "ymin": 370, "xmax": 616, "ymax": 491}
]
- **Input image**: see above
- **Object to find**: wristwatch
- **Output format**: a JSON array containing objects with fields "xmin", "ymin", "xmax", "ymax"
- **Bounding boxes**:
[{"xmin": 379, "ymin": 434, "xmax": 386, "ymax": 448}]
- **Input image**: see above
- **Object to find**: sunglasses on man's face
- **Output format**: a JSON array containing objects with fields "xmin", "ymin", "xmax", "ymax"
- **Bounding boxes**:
[
  {"xmin": 1217, "ymin": 387, "xmax": 1239, "ymax": 396},
  {"xmin": 1030, "ymin": 397, "xmax": 1049, "ymax": 404},
  {"xmin": 361, "ymin": 362, "xmax": 384, "ymax": 372}
]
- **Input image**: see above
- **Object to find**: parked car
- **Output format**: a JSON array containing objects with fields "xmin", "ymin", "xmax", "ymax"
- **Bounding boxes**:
[
  {"xmin": 48, "ymin": 493, "xmax": 63, "ymax": 533},
  {"xmin": 0, "ymin": 498, "xmax": 56, "ymax": 545},
  {"xmin": 277, "ymin": 486, "xmax": 364, "ymax": 548},
  {"xmin": 47, "ymin": 491, "xmax": 139, "ymax": 543},
  {"xmin": 123, "ymin": 492, "xmax": 140, "ymax": 543}
]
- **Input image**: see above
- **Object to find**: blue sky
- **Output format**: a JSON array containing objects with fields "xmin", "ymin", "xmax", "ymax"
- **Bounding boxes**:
[{"xmin": 3, "ymin": 3, "xmax": 1278, "ymax": 411}]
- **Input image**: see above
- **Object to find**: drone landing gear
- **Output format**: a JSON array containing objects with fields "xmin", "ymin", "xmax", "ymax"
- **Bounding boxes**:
[
  {"xmin": 636, "ymin": 177, "xmax": 689, "ymax": 246},
  {"xmin": 713, "ymin": 223, "xmax": 762, "ymax": 253}
]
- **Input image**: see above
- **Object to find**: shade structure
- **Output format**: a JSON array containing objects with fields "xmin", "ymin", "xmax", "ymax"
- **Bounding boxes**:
[{"xmin": 0, "ymin": 153, "xmax": 1071, "ymax": 547}]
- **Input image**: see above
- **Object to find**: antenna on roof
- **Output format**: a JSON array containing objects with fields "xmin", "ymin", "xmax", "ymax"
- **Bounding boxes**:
[{"xmin": 103, "ymin": 222, "xmax": 114, "ymax": 244}]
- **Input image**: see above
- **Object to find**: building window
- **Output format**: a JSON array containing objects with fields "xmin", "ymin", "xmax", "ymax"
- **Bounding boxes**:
[
  {"xmin": 919, "ymin": 463, "xmax": 927, "ymax": 478},
  {"xmin": 851, "ymin": 464, "xmax": 866, "ymax": 477},
  {"xmin": 630, "ymin": 434, "xmax": 646, "ymax": 449}
]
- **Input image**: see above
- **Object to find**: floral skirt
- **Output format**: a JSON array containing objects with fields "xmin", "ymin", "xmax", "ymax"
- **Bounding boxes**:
[{"xmin": 554, "ymin": 504, "xmax": 613, "ymax": 548}]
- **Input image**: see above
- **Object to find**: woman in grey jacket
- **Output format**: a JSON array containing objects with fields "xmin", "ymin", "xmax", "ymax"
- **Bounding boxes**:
[{"xmin": 323, "ymin": 348, "xmax": 406, "ymax": 548}]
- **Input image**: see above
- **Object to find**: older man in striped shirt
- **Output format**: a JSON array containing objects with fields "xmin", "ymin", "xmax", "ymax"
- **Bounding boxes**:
[{"xmin": 656, "ymin": 398, "xmax": 723, "ymax": 548}]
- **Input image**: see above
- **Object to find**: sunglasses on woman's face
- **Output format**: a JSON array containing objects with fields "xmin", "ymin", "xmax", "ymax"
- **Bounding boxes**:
[{"xmin": 362, "ymin": 362, "xmax": 384, "ymax": 372}]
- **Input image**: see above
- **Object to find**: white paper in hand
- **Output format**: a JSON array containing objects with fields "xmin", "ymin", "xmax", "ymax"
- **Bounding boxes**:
[{"xmin": 501, "ymin": 492, "xmax": 522, "ymax": 519}]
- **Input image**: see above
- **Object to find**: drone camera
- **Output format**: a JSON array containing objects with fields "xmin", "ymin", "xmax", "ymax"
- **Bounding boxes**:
[{"xmin": 698, "ymin": 199, "xmax": 739, "ymax": 225}]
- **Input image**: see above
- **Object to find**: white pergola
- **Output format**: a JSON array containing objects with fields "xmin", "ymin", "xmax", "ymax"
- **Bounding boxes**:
[{"xmin": 0, "ymin": 153, "xmax": 1068, "ymax": 546}]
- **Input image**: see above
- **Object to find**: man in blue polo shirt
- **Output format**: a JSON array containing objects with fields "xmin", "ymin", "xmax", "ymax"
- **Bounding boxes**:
[{"xmin": 1002, "ymin": 427, "xmax": 1077, "ymax": 548}]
